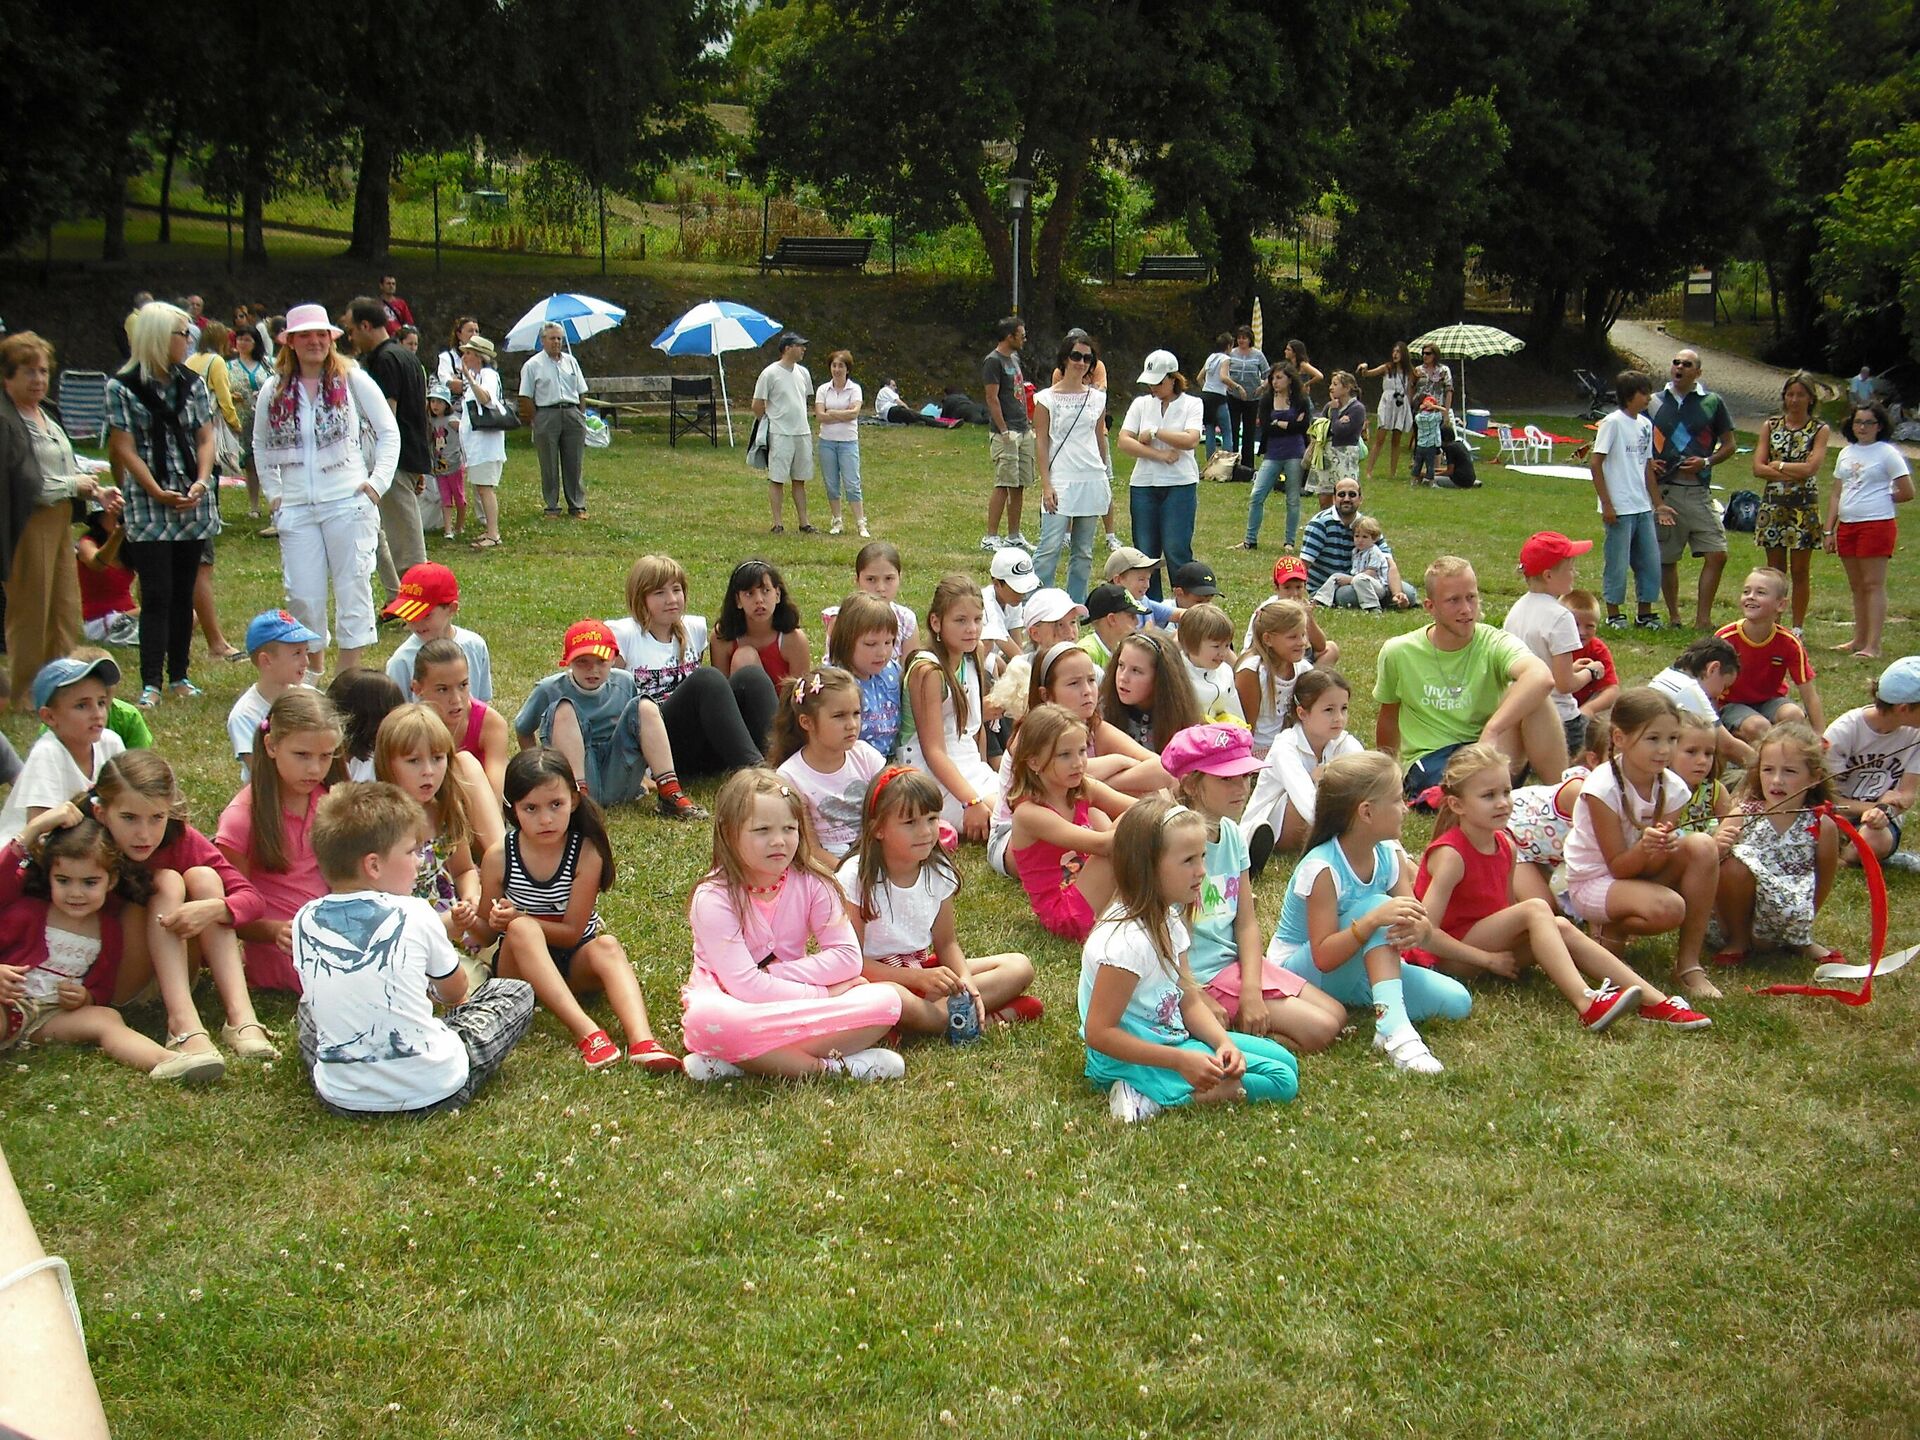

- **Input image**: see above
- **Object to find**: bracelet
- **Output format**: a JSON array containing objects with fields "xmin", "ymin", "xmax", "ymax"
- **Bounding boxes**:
[{"xmin": 1349, "ymin": 919, "xmax": 1365, "ymax": 944}]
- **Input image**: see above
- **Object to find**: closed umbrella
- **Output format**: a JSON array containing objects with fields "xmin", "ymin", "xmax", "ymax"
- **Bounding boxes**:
[
  {"xmin": 651, "ymin": 300, "xmax": 783, "ymax": 445},
  {"xmin": 1250, "ymin": 296, "xmax": 1264, "ymax": 354},
  {"xmin": 504, "ymin": 293, "xmax": 627, "ymax": 351},
  {"xmin": 1411, "ymin": 322, "xmax": 1524, "ymax": 427}
]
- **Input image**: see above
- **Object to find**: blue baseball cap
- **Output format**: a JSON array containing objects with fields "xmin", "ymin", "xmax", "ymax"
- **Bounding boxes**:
[
  {"xmin": 246, "ymin": 609, "xmax": 322, "ymax": 653},
  {"xmin": 1878, "ymin": 656, "xmax": 1920, "ymax": 705},
  {"xmin": 31, "ymin": 655, "xmax": 121, "ymax": 711}
]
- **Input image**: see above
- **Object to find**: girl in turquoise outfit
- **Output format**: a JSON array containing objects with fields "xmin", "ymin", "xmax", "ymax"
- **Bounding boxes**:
[
  {"xmin": 1272, "ymin": 751, "xmax": 1471, "ymax": 1074},
  {"xmin": 1077, "ymin": 798, "xmax": 1300, "ymax": 1123}
]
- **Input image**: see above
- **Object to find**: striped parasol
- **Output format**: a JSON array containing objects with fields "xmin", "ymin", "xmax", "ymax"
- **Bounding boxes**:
[{"xmin": 1411, "ymin": 323, "xmax": 1525, "ymax": 422}]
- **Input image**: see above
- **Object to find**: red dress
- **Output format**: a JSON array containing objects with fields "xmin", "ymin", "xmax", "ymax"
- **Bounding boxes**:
[
  {"xmin": 1404, "ymin": 828, "xmax": 1514, "ymax": 969},
  {"xmin": 1010, "ymin": 798, "xmax": 1099, "ymax": 941}
]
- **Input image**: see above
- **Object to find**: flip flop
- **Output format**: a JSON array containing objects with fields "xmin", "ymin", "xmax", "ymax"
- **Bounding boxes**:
[{"xmin": 470, "ymin": 536, "xmax": 502, "ymax": 550}]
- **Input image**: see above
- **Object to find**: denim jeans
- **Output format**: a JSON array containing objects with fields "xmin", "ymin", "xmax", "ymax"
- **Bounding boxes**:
[
  {"xmin": 1128, "ymin": 484, "xmax": 1197, "ymax": 601},
  {"xmin": 818, "ymin": 438, "xmax": 862, "ymax": 503},
  {"xmin": 1034, "ymin": 511, "xmax": 1101, "ymax": 602},
  {"xmin": 1247, "ymin": 456, "xmax": 1304, "ymax": 547},
  {"xmin": 1602, "ymin": 509, "xmax": 1661, "ymax": 607},
  {"xmin": 1203, "ymin": 395, "xmax": 1232, "ymax": 456}
]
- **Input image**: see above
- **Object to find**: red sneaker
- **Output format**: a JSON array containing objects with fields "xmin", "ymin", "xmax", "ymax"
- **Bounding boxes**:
[
  {"xmin": 989, "ymin": 995, "xmax": 1045, "ymax": 1025},
  {"xmin": 1579, "ymin": 983, "xmax": 1642, "ymax": 1033},
  {"xmin": 578, "ymin": 1029, "xmax": 620, "ymax": 1070},
  {"xmin": 626, "ymin": 1039, "xmax": 683, "ymax": 1072},
  {"xmin": 1639, "ymin": 996, "xmax": 1712, "ymax": 1030}
]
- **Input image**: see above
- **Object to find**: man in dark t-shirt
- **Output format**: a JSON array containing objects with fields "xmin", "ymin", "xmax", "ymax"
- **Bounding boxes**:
[
  {"xmin": 348, "ymin": 296, "xmax": 429, "ymax": 603},
  {"xmin": 980, "ymin": 316, "xmax": 1033, "ymax": 553}
]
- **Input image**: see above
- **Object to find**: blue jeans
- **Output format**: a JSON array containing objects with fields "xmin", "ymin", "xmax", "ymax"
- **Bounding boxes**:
[
  {"xmin": 1204, "ymin": 395, "xmax": 1232, "ymax": 456},
  {"xmin": 818, "ymin": 439, "xmax": 861, "ymax": 504},
  {"xmin": 1247, "ymin": 456, "xmax": 1304, "ymax": 547},
  {"xmin": 1602, "ymin": 509, "xmax": 1660, "ymax": 607},
  {"xmin": 1128, "ymin": 484, "xmax": 1196, "ymax": 601},
  {"xmin": 1034, "ymin": 511, "xmax": 1101, "ymax": 602}
]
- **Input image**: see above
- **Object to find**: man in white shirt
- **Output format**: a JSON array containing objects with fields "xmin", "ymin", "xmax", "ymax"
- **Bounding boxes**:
[
  {"xmin": 752, "ymin": 332, "xmax": 815, "ymax": 533},
  {"xmin": 517, "ymin": 323, "xmax": 591, "ymax": 519}
]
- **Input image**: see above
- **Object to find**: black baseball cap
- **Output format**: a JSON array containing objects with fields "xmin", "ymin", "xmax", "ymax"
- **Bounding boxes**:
[
  {"xmin": 1085, "ymin": 583, "xmax": 1137, "ymax": 621},
  {"xmin": 1171, "ymin": 562, "xmax": 1221, "ymax": 597},
  {"xmin": 776, "ymin": 331, "xmax": 809, "ymax": 351}
]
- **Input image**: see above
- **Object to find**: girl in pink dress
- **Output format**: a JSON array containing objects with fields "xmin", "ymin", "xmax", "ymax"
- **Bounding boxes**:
[
  {"xmin": 681, "ymin": 769, "xmax": 906, "ymax": 1082},
  {"xmin": 1007, "ymin": 704, "xmax": 1130, "ymax": 941}
]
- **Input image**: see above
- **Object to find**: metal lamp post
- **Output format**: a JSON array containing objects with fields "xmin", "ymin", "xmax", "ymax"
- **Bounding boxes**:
[{"xmin": 1007, "ymin": 175, "xmax": 1032, "ymax": 315}]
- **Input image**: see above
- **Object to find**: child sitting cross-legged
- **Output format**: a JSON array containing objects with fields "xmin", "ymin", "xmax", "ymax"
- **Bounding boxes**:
[
  {"xmin": 1405, "ymin": 744, "xmax": 1709, "ymax": 1031},
  {"xmin": 1710, "ymin": 722, "xmax": 1843, "ymax": 969},
  {"xmin": 771, "ymin": 667, "xmax": 887, "ymax": 861},
  {"xmin": 836, "ymin": 765, "xmax": 1041, "ymax": 1037},
  {"xmin": 292, "ymin": 781, "xmax": 536, "ymax": 1116}
]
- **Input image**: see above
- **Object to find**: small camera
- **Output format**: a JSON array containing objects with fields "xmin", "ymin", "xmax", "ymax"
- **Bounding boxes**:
[{"xmin": 946, "ymin": 992, "xmax": 982, "ymax": 1046}]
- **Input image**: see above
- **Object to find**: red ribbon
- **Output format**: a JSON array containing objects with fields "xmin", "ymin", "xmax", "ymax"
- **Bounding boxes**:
[{"xmin": 1755, "ymin": 803, "xmax": 1888, "ymax": 1005}]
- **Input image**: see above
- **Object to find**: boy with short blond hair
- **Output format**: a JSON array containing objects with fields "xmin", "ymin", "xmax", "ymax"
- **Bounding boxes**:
[
  {"xmin": 229, "ymin": 609, "xmax": 319, "ymax": 777},
  {"xmin": 383, "ymin": 562, "xmax": 493, "ymax": 702},
  {"xmin": 1714, "ymin": 566, "xmax": 1824, "ymax": 743},
  {"xmin": 293, "ymin": 781, "xmax": 533, "ymax": 1116}
]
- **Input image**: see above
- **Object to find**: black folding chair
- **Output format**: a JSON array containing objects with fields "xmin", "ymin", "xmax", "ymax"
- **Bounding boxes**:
[{"xmin": 669, "ymin": 376, "xmax": 718, "ymax": 448}]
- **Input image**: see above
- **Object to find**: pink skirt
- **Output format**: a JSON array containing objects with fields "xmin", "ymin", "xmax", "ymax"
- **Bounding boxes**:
[
  {"xmin": 680, "ymin": 969, "xmax": 902, "ymax": 1063},
  {"xmin": 1032, "ymin": 881, "xmax": 1097, "ymax": 942},
  {"xmin": 1202, "ymin": 954, "xmax": 1306, "ymax": 1016}
]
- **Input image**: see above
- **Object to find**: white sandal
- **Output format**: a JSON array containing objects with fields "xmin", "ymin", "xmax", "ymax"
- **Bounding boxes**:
[{"xmin": 1374, "ymin": 1025, "xmax": 1445, "ymax": 1075}]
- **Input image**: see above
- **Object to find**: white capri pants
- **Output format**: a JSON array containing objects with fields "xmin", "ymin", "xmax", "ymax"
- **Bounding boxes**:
[{"xmin": 277, "ymin": 492, "xmax": 382, "ymax": 651}]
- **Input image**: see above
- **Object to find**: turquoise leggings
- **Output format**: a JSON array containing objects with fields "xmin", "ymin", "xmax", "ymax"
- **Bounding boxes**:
[
  {"xmin": 1086, "ymin": 1031, "xmax": 1299, "ymax": 1108},
  {"xmin": 1280, "ymin": 947, "xmax": 1472, "ymax": 1022}
]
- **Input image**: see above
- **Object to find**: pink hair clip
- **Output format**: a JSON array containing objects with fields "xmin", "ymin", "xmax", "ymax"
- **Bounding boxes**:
[{"xmin": 259, "ymin": 718, "xmax": 272, "ymax": 735}]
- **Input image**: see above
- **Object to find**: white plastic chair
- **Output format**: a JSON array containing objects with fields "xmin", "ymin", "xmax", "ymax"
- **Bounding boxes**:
[
  {"xmin": 1496, "ymin": 424, "xmax": 1528, "ymax": 466},
  {"xmin": 1523, "ymin": 424, "xmax": 1554, "ymax": 464}
]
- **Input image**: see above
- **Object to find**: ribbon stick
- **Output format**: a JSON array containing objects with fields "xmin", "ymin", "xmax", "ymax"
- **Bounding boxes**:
[{"xmin": 1756, "ymin": 803, "xmax": 1889, "ymax": 1006}]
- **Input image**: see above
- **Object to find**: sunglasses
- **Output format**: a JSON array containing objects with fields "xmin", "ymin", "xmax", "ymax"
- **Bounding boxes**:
[
  {"xmin": 1069, "ymin": 351, "xmax": 1094, "ymax": 363},
  {"xmin": 1672, "ymin": 360, "xmax": 1697, "ymax": 369}
]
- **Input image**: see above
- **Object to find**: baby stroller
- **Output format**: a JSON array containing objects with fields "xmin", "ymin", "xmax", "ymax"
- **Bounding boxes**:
[{"xmin": 1573, "ymin": 369, "xmax": 1609, "ymax": 421}]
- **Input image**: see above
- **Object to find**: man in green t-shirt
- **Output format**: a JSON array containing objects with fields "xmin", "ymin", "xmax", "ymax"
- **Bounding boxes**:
[{"xmin": 1375, "ymin": 557, "xmax": 1561, "ymax": 801}]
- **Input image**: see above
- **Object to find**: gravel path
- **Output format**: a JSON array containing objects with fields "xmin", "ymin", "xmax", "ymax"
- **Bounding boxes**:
[{"xmin": 1608, "ymin": 317, "xmax": 1835, "ymax": 428}]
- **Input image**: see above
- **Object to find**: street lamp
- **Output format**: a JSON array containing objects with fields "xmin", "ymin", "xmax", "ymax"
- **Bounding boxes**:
[{"xmin": 1007, "ymin": 175, "xmax": 1032, "ymax": 315}]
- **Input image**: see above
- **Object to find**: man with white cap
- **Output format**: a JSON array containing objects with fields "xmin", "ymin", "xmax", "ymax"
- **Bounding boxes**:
[
  {"xmin": 982, "ymin": 547, "xmax": 1040, "ymax": 671},
  {"xmin": 1117, "ymin": 350, "xmax": 1202, "ymax": 601}
]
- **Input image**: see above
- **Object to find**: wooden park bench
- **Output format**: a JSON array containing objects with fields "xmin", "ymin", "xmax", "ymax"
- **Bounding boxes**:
[
  {"xmin": 759, "ymin": 236, "xmax": 874, "ymax": 275},
  {"xmin": 583, "ymin": 375, "xmax": 675, "ymax": 428},
  {"xmin": 1125, "ymin": 254, "xmax": 1212, "ymax": 283}
]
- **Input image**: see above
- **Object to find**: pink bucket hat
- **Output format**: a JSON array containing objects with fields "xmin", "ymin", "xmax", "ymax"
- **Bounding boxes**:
[
  {"xmin": 1160, "ymin": 723, "xmax": 1264, "ymax": 779},
  {"xmin": 282, "ymin": 302, "xmax": 343, "ymax": 338}
]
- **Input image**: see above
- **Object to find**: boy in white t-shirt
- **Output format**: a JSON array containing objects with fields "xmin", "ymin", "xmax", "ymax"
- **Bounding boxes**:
[
  {"xmin": 292, "ymin": 782, "xmax": 534, "ymax": 1117},
  {"xmin": 229, "ymin": 609, "xmax": 319, "ymax": 779},
  {"xmin": 981, "ymin": 547, "xmax": 1039, "ymax": 672},
  {"xmin": 0, "ymin": 657, "xmax": 128, "ymax": 846},
  {"xmin": 1587, "ymin": 370, "xmax": 1665, "ymax": 630},
  {"xmin": 1825, "ymin": 655, "xmax": 1920, "ymax": 868},
  {"xmin": 383, "ymin": 562, "xmax": 494, "ymax": 702},
  {"xmin": 1647, "ymin": 633, "xmax": 1753, "ymax": 768},
  {"xmin": 1502, "ymin": 531, "xmax": 1594, "ymax": 757}
]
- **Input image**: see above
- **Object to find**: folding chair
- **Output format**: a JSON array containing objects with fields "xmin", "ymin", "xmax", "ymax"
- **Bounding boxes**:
[
  {"xmin": 1523, "ymin": 424, "xmax": 1555, "ymax": 464},
  {"xmin": 669, "ymin": 376, "xmax": 717, "ymax": 448},
  {"xmin": 1495, "ymin": 424, "xmax": 1528, "ymax": 466},
  {"xmin": 56, "ymin": 370, "xmax": 109, "ymax": 443}
]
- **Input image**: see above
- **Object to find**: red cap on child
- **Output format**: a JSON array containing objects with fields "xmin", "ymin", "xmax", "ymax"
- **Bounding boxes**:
[
  {"xmin": 562, "ymin": 619, "xmax": 619, "ymax": 665},
  {"xmin": 1518, "ymin": 531, "xmax": 1593, "ymax": 576},
  {"xmin": 383, "ymin": 562, "xmax": 460, "ymax": 622},
  {"xmin": 1272, "ymin": 554, "xmax": 1308, "ymax": 586}
]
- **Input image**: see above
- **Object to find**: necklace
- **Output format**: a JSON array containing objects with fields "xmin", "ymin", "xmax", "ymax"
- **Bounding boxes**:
[{"xmin": 745, "ymin": 872, "xmax": 787, "ymax": 897}]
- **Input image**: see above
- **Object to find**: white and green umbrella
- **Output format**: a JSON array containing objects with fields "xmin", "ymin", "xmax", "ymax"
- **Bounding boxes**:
[{"xmin": 1411, "ymin": 322, "xmax": 1525, "ymax": 423}]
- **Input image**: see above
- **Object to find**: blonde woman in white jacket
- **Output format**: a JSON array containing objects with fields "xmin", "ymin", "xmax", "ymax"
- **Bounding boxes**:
[{"xmin": 252, "ymin": 303, "xmax": 401, "ymax": 678}]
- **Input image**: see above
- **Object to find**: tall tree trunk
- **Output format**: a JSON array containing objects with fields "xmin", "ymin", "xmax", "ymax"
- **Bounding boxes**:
[
  {"xmin": 1580, "ymin": 276, "xmax": 1611, "ymax": 349},
  {"xmin": 242, "ymin": 155, "xmax": 268, "ymax": 266},
  {"xmin": 1430, "ymin": 236, "xmax": 1467, "ymax": 320},
  {"xmin": 1214, "ymin": 220, "xmax": 1258, "ymax": 321},
  {"xmin": 958, "ymin": 173, "xmax": 1013, "ymax": 309},
  {"xmin": 1778, "ymin": 227, "xmax": 1824, "ymax": 361},
  {"xmin": 1030, "ymin": 136, "xmax": 1094, "ymax": 328},
  {"xmin": 157, "ymin": 110, "xmax": 182, "ymax": 244},
  {"xmin": 349, "ymin": 129, "xmax": 393, "ymax": 261},
  {"xmin": 1528, "ymin": 280, "xmax": 1570, "ymax": 350},
  {"xmin": 100, "ymin": 153, "xmax": 128, "ymax": 263}
]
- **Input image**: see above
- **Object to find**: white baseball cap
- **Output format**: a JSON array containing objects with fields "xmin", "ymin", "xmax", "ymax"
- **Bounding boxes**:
[
  {"xmin": 1023, "ymin": 588, "xmax": 1087, "ymax": 624},
  {"xmin": 1137, "ymin": 349, "xmax": 1179, "ymax": 384},
  {"xmin": 989, "ymin": 548, "xmax": 1040, "ymax": 594}
]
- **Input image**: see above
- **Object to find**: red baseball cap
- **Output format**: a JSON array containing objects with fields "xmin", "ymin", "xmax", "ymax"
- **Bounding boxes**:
[
  {"xmin": 1518, "ymin": 531, "xmax": 1593, "ymax": 576},
  {"xmin": 383, "ymin": 562, "xmax": 460, "ymax": 621},
  {"xmin": 562, "ymin": 619, "xmax": 619, "ymax": 665},
  {"xmin": 1272, "ymin": 554, "xmax": 1308, "ymax": 586}
]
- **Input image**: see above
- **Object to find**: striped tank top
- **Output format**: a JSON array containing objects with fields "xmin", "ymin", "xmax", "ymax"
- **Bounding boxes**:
[{"xmin": 503, "ymin": 827, "xmax": 600, "ymax": 944}]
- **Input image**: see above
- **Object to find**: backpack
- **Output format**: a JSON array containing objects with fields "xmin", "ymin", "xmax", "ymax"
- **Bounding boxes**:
[{"xmin": 1724, "ymin": 489, "xmax": 1760, "ymax": 532}]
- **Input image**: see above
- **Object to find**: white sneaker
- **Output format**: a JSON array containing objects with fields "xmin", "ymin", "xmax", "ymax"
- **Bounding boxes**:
[
  {"xmin": 1374, "ymin": 1025, "xmax": 1444, "ymax": 1074},
  {"xmin": 1108, "ymin": 1079, "xmax": 1164, "ymax": 1123},
  {"xmin": 683, "ymin": 1054, "xmax": 746, "ymax": 1082},
  {"xmin": 980, "ymin": 534, "xmax": 1003, "ymax": 551},
  {"xmin": 833, "ymin": 1047, "xmax": 905, "ymax": 1082},
  {"xmin": 1009, "ymin": 532, "xmax": 1034, "ymax": 551},
  {"xmin": 1105, "ymin": 533, "xmax": 1123, "ymax": 552},
  {"xmin": 829, "ymin": 519, "xmax": 844, "ymax": 536},
  {"xmin": 858, "ymin": 521, "xmax": 870, "ymax": 538},
  {"xmin": 1885, "ymin": 850, "xmax": 1920, "ymax": 873}
]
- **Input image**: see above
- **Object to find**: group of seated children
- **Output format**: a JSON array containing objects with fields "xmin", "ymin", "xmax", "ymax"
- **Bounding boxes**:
[{"xmin": 2, "ymin": 524, "xmax": 1909, "ymax": 1125}]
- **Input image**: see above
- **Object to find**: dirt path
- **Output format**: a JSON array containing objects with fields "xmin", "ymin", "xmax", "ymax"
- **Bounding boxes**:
[{"xmin": 1608, "ymin": 317, "xmax": 1839, "ymax": 428}]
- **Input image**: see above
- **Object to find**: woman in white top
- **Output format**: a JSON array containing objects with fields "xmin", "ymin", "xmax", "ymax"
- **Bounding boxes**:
[
  {"xmin": 456, "ymin": 335, "xmax": 509, "ymax": 550},
  {"xmin": 434, "ymin": 316, "xmax": 480, "ymax": 391},
  {"xmin": 815, "ymin": 350, "xmax": 866, "ymax": 537},
  {"xmin": 1825, "ymin": 402, "xmax": 1913, "ymax": 660},
  {"xmin": 1359, "ymin": 340, "xmax": 1412, "ymax": 481},
  {"xmin": 252, "ymin": 303, "xmax": 400, "ymax": 678},
  {"xmin": 1033, "ymin": 335, "xmax": 1111, "ymax": 603},
  {"xmin": 1118, "ymin": 350, "xmax": 1203, "ymax": 603}
]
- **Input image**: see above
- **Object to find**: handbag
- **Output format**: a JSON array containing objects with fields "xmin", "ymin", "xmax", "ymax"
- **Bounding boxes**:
[{"xmin": 465, "ymin": 395, "xmax": 519, "ymax": 432}]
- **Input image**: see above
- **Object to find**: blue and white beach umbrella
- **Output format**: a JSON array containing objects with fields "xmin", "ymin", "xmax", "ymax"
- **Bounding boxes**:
[
  {"xmin": 652, "ymin": 300, "xmax": 784, "ymax": 445},
  {"xmin": 503, "ymin": 293, "xmax": 628, "ymax": 351}
]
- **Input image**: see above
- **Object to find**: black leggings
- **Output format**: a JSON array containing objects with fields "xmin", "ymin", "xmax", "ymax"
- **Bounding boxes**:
[
  {"xmin": 659, "ymin": 665, "xmax": 777, "ymax": 775},
  {"xmin": 124, "ymin": 538, "xmax": 202, "ymax": 689},
  {"xmin": 1226, "ymin": 396, "xmax": 1261, "ymax": 470}
]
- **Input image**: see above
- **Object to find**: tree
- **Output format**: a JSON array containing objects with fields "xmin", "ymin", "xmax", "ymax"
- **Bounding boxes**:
[
  {"xmin": 1817, "ymin": 122, "xmax": 1920, "ymax": 362},
  {"xmin": 0, "ymin": 1, "xmax": 114, "ymax": 253}
]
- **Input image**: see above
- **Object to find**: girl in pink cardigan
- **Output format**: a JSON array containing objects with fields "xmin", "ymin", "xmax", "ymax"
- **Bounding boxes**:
[{"xmin": 681, "ymin": 768, "xmax": 906, "ymax": 1082}]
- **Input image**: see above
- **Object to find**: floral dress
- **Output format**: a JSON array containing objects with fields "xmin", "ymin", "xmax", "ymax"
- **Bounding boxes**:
[
  {"xmin": 1713, "ymin": 801, "xmax": 1819, "ymax": 947},
  {"xmin": 227, "ymin": 358, "xmax": 270, "ymax": 470},
  {"xmin": 1754, "ymin": 416, "xmax": 1826, "ymax": 552}
]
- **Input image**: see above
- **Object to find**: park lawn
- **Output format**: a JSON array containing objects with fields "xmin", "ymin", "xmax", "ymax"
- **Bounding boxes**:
[{"xmin": 3, "ymin": 412, "xmax": 1916, "ymax": 1439}]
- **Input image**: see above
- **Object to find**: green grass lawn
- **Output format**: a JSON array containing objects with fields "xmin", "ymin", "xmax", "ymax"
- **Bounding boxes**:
[{"xmin": 4, "ymin": 412, "xmax": 1916, "ymax": 1438}]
